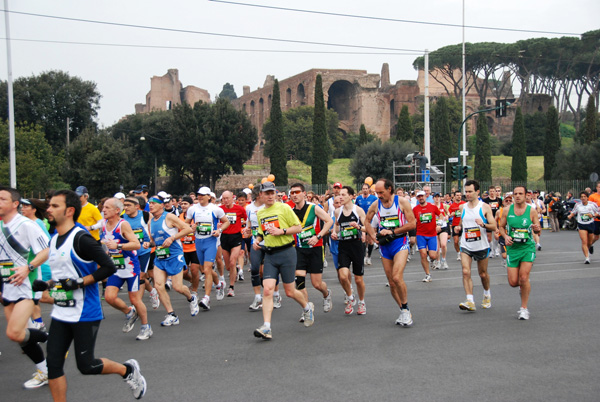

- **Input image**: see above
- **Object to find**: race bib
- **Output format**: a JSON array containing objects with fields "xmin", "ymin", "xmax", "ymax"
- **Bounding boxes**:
[
  {"xmin": 420, "ymin": 213, "xmax": 433, "ymax": 224},
  {"xmin": 50, "ymin": 284, "xmax": 76, "ymax": 308},
  {"xmin": 340, "ymin": 224, "xmax": 359, "ymax": 240},
  {"xmin": 298, "ymin": 225, "xmax": 316, "ymax": 247},
  {"xmin": 0, "ymin": 260, "xmax": 14, "ymax": 283},
  {"xmin": 182, "ymin": 235, "xmax": 195, "ymax": 244},
  {"xmin": 251, "ymin": 226, "xmax": 259, "ymax": 237},
  {"xmin": 226, "ymin": 213, "xmax": 237, "ymax": 225},
  {"xmin": 455, "ymin": 210, "xmax": 461, "ymax": 217},
  {"xmin": 581, "ymin": 213, "xmax": 592, "ymax": 222},
  {"xmin": 109, "ymin": 252, "xmax": 126, "ymax": 269},
  {"xmin": 260, "ymin": 215, "xmax": 280, "ymax": 235},
  {"xmin": 133, "ymin": 229, "xmax": 144, "ymax": 244},
  {"xmin": 380, "ymin": 216, "xmax": 400, "ymax": 229},
  {"xmin": 510, "ymin": 228, "xmax": 530, "ymax": 243},
  {"xmin": 156, "ymin": 247, "xmax": 171, "ymax": 259},
  {"xmin": 464, "ymin": 227, "xmax": 482, "ymax": 242},
  {"xmin": 196, "ymin": 223, "xmax": 212, "ymax": 236}
]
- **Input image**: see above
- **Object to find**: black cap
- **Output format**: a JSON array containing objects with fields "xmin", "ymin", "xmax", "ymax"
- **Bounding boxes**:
[
  {"xmin": 134, "ymin": 184, "xmax": 149, "ymax": 194},
  {"xmin": 75, "ymin": 186, "xmax": 88, "ymax": 196},
  {"xmin": 260, "ymin": 182, "xmax": 276, "ymax": 192}
]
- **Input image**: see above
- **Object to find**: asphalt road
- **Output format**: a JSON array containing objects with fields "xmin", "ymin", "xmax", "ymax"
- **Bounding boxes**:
[{"xmin": 1, "ymin": 229, "xmax": 599, "ymax": 402}]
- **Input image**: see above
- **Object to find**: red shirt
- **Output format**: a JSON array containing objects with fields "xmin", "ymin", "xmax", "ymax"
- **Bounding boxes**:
[
  {"xmin": 448, "ymin": 201, "xmax": 466, "ymax": 226},
  {"xmin": 413, "ymin": 203, "xmax": 441, "ymax": 237},
  {"xmin": 220, "ymin": 204, "xmax": 247, "ymax": 234}
]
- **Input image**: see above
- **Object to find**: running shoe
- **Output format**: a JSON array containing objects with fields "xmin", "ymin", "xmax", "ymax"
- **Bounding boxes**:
[
  {"xmin": 200, "ymin": 274, "xmax": 205, "ymax": 282},
  {"xmin": 123, "ymin": 306, "xmax": 138, "ymax": 333},
  {"xmin": 299, "ymin": 312, "xmax": 305, "ymax": 323},
  {"xmin": 344, "ymin": 299, "xmax": 354, "ymax": 315},
  {"xmin": 365, "ymin": 257, "xmax": 372, "ymax": 266},
  {"xmin": 385, "ymin": 282, "xmax": 390, "ymax": 287},
  {"xmin": 160, "ymin": 314, "xmax": 180, "ymax": 326},
  {"xmin": 303, "ymin": 302, "xmax": 315, "ymax": 327},
  {"xmin": 481, "ymin": 295, "xmax": 492, "ymax": 309},
  {"xmin": 422, "ymin": 274, "xmax": 432, "ymax": 283},
  {"xmin": 29, "ymin": 319, "xmax": 48, "ymax": 333},
  {"xmin": 457, "ymin": 254, "xmax": 461, "ymax": 261},
  {"xmin": 459, "ymin": 300, "xmax": 476, "ymax": 311},
  {"xmin": 273, "ymin": 294, "xmax": 282, "ymax": 309},
  {"xmin": 227, "ymin": 288, "xmax": 235, "ymax": 297},
  {"xmin": 124, "ymin": 359, "xmax": 147, "ymax": 399},
  {"xmin": 357, "ymin": 301, "xmax": 366, "ymax": 315},
  {"xmin": 589, "ymin": 246, "xmax": 594, "ymax": 255},
  {"xmin": 150, "ymin": 288, "xmax": 160, "ymax": 310},
  {"xmin": 189, "ymin": 294, "xmax": 199, "ymax": 316},
  {"xmin": 253, "ymin": 324, "xmax": 272, "ymax": 340},
  {"xmin": 199, "ymin": 296, "xmax": 210, "ymax": 311},
  {"xmin": 249, "ymin": 297, "xmax": 262, "ymax": 310},
  {"xmin": 165, "ymin": 278, "xmax": 172, "ymax": 291},
  {"xmin": 518, "ymin": 307, "xmax": 530, "ymax": 320},
  {"xmin": 585, "ymin": 258, "xmax": 591, "ymax": 264},
  {"xmin": 441, "ymin": 259, "xmax": 449, "ymax": 270},
  {"xmin": 136, "ymin": 326, "xmax": 153, "ymax": 341},
  {"xmin": 323, "ymin": 289, "xmax": 332, "ymax": 313},
  {"xmin": 23, "ymin": 370, "xmax": 48, "ymax": 389},
  {"xmin": 216, "ymin": 281, "xmax": 225, "ymax": 300},
  {"xmin": 502, "ymin": 258, "xmax": 507, "ymax": 268},
  {"xmin": 237, "ymin": 267, "xmax": 244, "ymax": 281},
  {"xmin": 395, "ymin": 309, "xmax": 413, "ymax": 327},
  {"xmin": 323, "ymin": 259, "xmax": 328, "ymax": 268},
  {"xmin": 537, "ymin": 243, "xmax": 542, "ymax": 251}
]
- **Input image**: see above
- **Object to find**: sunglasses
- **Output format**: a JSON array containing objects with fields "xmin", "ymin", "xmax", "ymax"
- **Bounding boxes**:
[{"xmin": 290, "ymin": 190, "xmax": 302, "ymax": 195}]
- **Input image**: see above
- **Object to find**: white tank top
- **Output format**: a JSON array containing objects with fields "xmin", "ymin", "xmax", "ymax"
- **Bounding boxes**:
[{"xmin": 460, "ymin": 201, "xmax": 490, "ymax": 251}]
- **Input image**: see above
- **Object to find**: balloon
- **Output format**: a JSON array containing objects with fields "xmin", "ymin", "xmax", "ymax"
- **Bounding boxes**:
[
  {"xmin": 261, "ymin": 177, "xmax": 268, "ymax": 184},
  {"xmin": 248, "ymin": 184, "xmax": 254, "ymax": 189},
  {"xmin": 370, "ymin": 184, "xmax": 376, "ymax": 191},
  {"xmin": 267, "ymin": 174, "xmax": 275, "ymax": 182},
  {"xmin": 364, "ymin": 177, "xmax": 373, "ymax": 186}
]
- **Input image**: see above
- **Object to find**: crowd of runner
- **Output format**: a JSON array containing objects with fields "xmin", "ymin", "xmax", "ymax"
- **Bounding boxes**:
[{"xmin": 1, "ymin": 179, "xmax": 598, "ymax": 400}]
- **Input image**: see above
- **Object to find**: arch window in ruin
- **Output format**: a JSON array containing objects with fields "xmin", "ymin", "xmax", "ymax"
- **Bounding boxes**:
[
  {"xmin": 286, "ymin": 88, "xmax": 292, "ymax": 109},
  {"xmin": 327, "ymin": 80, "xmax": 355, "ymax": 121},
  {"xmin": 259, "ymin": 98, "xmax": 264, "ymax": 127},
  {"xmin": 268, "ymin": 94, "xmax": 272, "ymax": 111},
  {"xmin": 296, "ymin": 84, "xmax": 306, "ymax": 106},
  {"xmin": 242, "ymin": 103, "xmax": 247, "ymax": 114}
]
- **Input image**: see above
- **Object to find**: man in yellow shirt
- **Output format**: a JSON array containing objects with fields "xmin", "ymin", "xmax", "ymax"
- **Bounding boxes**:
[{"xmin": 76, "ymin": 186, "xmax": 103, "ymax": 241}]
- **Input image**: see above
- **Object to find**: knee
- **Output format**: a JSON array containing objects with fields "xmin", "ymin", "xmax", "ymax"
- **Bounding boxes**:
[
  {"xmin": 6, "ymin": 327, "xmax": 23, "ymax": 343},
  {"xmin": 262, "ymin": 286, "xmax": 274, "ymax": 297},
  {"xmin": 479, "ymin": 271, "xmax": 488, "ymax": 280},
  {"xmin": 462, "ymin": 268, "xmax": 470, "ymax": 278},
  {"xmin": 77, "ymin": 358, "xmax": 103, "ymax": 375},
  {"xmin": 295, "ymin": 276, "xmax": 306, "ymax": 290},
  {"xmin": 518, "ymin": 275, "xmax": 529, "ymax": 286},
  {"xmin": 284, "ymin": 287, "xmax": 296, "ymax": 298},
  {"xmin": 508, "ymin": 278, "xmax": 519, "ymax": 287},
  {"xmin": 104, "ymin": 293, "xmax": 117, "ymax": 305}
]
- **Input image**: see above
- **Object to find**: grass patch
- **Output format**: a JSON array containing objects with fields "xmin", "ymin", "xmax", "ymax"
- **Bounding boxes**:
[{"xmin": 469, "ymin": 155, "xmax": 544, "ymax": 181}]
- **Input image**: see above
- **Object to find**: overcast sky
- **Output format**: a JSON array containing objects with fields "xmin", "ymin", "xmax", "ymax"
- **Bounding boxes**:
[{"xmin": 1, "ymin": 0, "xmax": 598, "ymax": 128}]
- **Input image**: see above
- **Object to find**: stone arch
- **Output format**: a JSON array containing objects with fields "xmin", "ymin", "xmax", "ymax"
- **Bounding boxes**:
[
  {"xmin": 327, "ymin": 80, "xmax": 355, "ymax": 121},
  {"xmin": 250, "ymin": 100, "xmax": 255, "ymax": 121},
  {"xmin": 285, "ymin": 88, "xmax": 292, "ymax": 109},
  {"xmin": 259, "ymin": 98, "xmax": 264, "ymax": 127},
  {"xmin": 242, "ymin": 103, "xmax": 247, "ymax": 114},
  {"xmin": 296, "ymin": 84, "xmax": 306, "ymax": 106}
]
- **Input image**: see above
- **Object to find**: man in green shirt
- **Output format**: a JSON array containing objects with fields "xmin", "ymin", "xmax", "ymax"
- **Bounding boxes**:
[{"xmin": 253, "ymin": 182, "xmax": 315, "ymax": 340}]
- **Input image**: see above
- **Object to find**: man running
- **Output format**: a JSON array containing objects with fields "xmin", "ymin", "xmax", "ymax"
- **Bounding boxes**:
[
  {"xmin": 290, "ymin": 183, "xmax": 333, "ymax": 315},
  {"xmin": 253, "ymin": 182, "xmax": 314, "ymax": 340},
  {"xmin": 454, "ymin": 180, "xmax": 497, "ymax": 312},
  {"xmin": 498, "ymin": 186, "xmax": 541, "ymax": 320},
  {"xmin": 567, "ymin": 191, "xmax": 600, "ymax": 264},
  {"xmin": 365, "ymin": 179, "xmax": 416, "ymax": 326},
  {"xmin": 178, "ymin": 196, "xmax": 201, "ymax": 301},
  {"xmin": 355, "ymin": 183, "xmax": 378, "ymax": 265},
  {"xmin": 219, "ymin": 191, "xmax": 247, "ymax": 297},
  {"xmin": 482, "ymin": 186, "xmax": 502, "ymax": 257},
  {"xmin": 0, "ymin": 187, "xmax": 50, "ymax": 389},
  {"xmin": 40, "ymin": 189, "xmax": 146, "ymax": 400},
  {"xmin": 413, "ymin": 190, "xmax": 441, "ymax": 282}
]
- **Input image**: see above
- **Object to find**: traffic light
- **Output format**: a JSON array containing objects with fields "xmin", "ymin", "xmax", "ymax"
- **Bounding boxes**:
[
  {"xmin": 462, "ymin": 165, "xmax": 471, "ymax": 178},
  {"xmin": 451, "ymin": 165, "xmax": 460, "ymax": 180},
  {"xmin": 495, "ymin": 99, "xmax": 515, "ymax": 117}
]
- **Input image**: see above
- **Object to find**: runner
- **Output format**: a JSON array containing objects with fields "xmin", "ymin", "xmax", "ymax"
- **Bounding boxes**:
[
  {"xmin": 454, "ymin": 180, "xmax": 497, "ymax": 312},
  {"xmin": 75, "ymin": 186, "xmax": 102, "ymax": 241},
  {"xmin": 433, "ymin": 193, "xmax": 450, "ymax": 270},
  {"xmin": 145, "ymin": 195, "xmax": 197, "ymax": 326},
  {"xmin": 567, "ymin": 191, "xmax": 600, "ymax": 264},
  {"xmin": 253, "ymin": 182, "xmax": 314, "ymax": 340},
  {"xmin": 245, "ymin": 188, "xmax": 267, "ymax": 310},
  {"xmin": 365, "ymin": 179, "xmax": 417, "ymax": 326},
  {"xmin": 178, "ymin": 196, "xmax": 201, "ymax": 300},
  {"xmin": 355, "ymin": 183, "xmax": 378, "ymax": 265},
  {"xmin": 0, "ymin": 187, "xmax": 50, "ymax": 389},
  {"xmin": 219, "ymin": 191, "xmax": 247, "ymax": 297},
  {"xmin": 331, "ymin": 186, "xmax": 366, "ymax": 315},
  {"xmin": 413, "ymin": 190, "xmax": 441, "ymax": 282},
  {"xmin": 482, "ymin": 186, "xmax": 502, "ymax": 257},
  {"xmin": 323, "ymin": 182, "xmax": 342, "ymax": 215},
  {"xmin": 39, "ymin": 189, "xmax": 146, "ymax": 400},
  {"xmin": 236, "ymin": 191, "xmax": 250, "ymax": 281},
  {"xmin": 498, "ymin": 186, "xmax": 541, "ymax": 320},
  {"xmin": 495, "ymin": 195, "xmax": 513, "ymax": 268},
  {"xmin": 100, "ymin": 198, "xmax": 151, "ymax": 340},
  {"xmin": 290, "ymin": 183, "xmax": 333, "ymax": 315}
]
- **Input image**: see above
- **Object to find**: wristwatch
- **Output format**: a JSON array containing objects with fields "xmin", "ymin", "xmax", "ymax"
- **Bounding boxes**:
[
  {"xmin": 28, "ymin": 264, "xmax": 36, "ymax": 272},
  {"xmin": 283, "ymin": 228, "xmax": 287, "ymax": 235},
  {"xmin": 317, "ymin": 234, "xmax": 322, "ymax": 240}
]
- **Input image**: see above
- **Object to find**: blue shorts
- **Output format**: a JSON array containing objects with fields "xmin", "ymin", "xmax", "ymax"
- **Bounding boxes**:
[
  {"xmin": 106, "ymin": 274, "xmax": 139, "ymax": 292},
  {"xmin": 195, "ymin": 237, "xmax": 218, "ymax": 264},
  {"xmin": 154, "ymin": 254, "xmax": 185, "ymax": 276},
  {"xmin": 417, "ymin": 235, "xmax": 438, "ymax": 251},
  {"xmin": 138, "ymin": 252, "xmax": 151, "ymax": 273},
  {"xmin": 380, "ymin": 236, "xmax": 410, "ymax": 260}
]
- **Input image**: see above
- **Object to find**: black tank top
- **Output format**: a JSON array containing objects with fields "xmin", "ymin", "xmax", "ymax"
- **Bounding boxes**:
[{"xmin": 337, "ymin": 206, "xmax": 361, "ymax": 241}]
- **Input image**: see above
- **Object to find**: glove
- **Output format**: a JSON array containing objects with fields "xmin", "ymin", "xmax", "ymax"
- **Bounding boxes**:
[
  {"xmin": 32, "ymin": 279, "xmax": 50, "ymax": 292},
  {"xmin": 59, "ymin": 277, "xmax": 84, "ymax": 291}
]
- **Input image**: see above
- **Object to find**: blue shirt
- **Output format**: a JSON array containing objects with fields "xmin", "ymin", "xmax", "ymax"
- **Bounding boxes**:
[{"xmin": 355, "ymin": 194, "xmax": 378, "ymax": 214}]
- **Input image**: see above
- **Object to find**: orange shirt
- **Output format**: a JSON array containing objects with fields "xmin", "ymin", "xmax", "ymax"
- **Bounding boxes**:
[
  {"xmin": 588, "ymin": 193, "xmax": 600, "ymax": 221},
  {"xmin": 179, "ymin": 213, "xmax": 196, "ymax": 252}
]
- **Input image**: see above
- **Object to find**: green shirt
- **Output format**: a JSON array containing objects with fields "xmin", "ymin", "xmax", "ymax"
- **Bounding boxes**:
[
  {"xmin": 506, "ymin": 204, "xmax": 535, "ymax": 250},
  {"xmin": 257, "ymin": 202, "xmax": 300, "ymax": 248}
]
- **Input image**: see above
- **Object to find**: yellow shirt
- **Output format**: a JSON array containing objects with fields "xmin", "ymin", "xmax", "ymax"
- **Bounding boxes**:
[
  {"xmin": 78, "ymin": 202, "xmax": 103, "ymax": 240},
  {"xmin": 257, "ymin": 202, "xmax": 300, "ymax": 248}
]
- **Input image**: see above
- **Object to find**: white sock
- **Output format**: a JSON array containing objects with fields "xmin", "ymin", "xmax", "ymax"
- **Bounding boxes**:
[
  {"xmin": 273, "ymin": 291, "xmax": 280, "ymax": 297},
  {"xmin": 483, "ymin": 289, "xmax": 491, "ymax": 297},
  {"xmin": 36, "ymin": 361, "xmax": 47, "ymax": 375},
  {"xmin": 467, "ymin": 294, "xmax": 474, "ymax": 303},
  {"xmin": 263, "ymin": 322, "xmax": 271, "ymax": 329},
  {"xmin": 254, "ymin": 294, "xmax": 262, "ymax": 300},
  {"xmin": 303, "ymin": 304, "xmax": 311, "ymax": 311}
]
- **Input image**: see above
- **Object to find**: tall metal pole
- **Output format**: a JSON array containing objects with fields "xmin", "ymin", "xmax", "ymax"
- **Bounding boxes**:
[
  {"xmin": 4, "ymin": 0, "xmax": 16, "ymax": 188},
  {"xmin": 461, "ymin": 0, "xmax": 467, "ymax": 168},
  {"xmin": 424, "ymin": 50, "xmax": 431, "ymax": 172}
]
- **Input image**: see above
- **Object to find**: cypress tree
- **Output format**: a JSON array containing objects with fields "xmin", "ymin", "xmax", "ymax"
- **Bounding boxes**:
[
  {"xmin": 359, "ymin": 124, "xmax": 368, "ymax": 145},
  {"xmin": 474, "ymin": 110, "xmax": 492, "ymax": 182},
  {"xmin": 584, "ymin": 95, "xmax": 597, "ymax": 144},
  {"xmin": 432, "ymin": 97, "xmax": 453, "ymax": 166},
  {"xmin": 268, "ymin": 79, "xmax": 288, "ymax": 186},
  {"xmin": 312, "ymin": 74, "xmax": 329, "ymax": 185},
  {"xmin": 396, "ymin": 105, "xmax": 414, "ymax": 143},
  {"xmin": 511, "ymin": 107, "xmax": 527, "ymax": 182},
  {"xmin": 543, "ymin": 106, "xmax": 560, "ymax": 181}
]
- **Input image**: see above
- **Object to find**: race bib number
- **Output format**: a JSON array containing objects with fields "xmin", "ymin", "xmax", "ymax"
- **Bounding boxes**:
[
  {"xmin": 380, "ymin": 216, "xmax": 400, "ymax": 229},
  {"xmin": 109, "ymin": 252, "xmax": 126, "ymax": 269},
  {"xmin": 455, "ymin": 210, "xmax": 461, "ymax": 217},
  {"xmin": 340, "ymin": 223, "xmax": 359, "ymax": 240},
  {"xmin": 260, "ymin": 215, "xmax": 280, "ymax": 235},
  {"xmin": 133, "ymin": 229, "xmax": 144, "ymax": 243},
  {"xmin": 420, "ymin": 213, "xmax": 433, "ymax": 224},
  {"xmin": 0, "ymin": 260, "xmax": 14, "ymax": 283},
  {"xmin": 581, "ymin": 213, "xmax": 592, "ymax": 222},
  {"xmin": 298, "ymin": 225, "xmax": 316, "ymax": 247},
  {"xmin": 50, "ymin": 284, "xmax": 76, "ymax": 308},
  {"xmin": 251, "ymin": 226, "xmax": 259, "ymax": 237},
  {"xmin": 464, "ymin": 227, "xmax": 482, "ymax": 242},
  {"xmin": 226, "ymin": 213, "xmax": 237, "ymax": 225},
  {"xmin": 510, "ymin": 228, "xmax": 530, "ymax": 243},
  {"xmin": 196, "ymin": 223, "xmax": 212, "ymax": 236},
  {"xmin": 182, "ymin": 235, "xmax": 195, "ymax": 244},
  {"xmin": 156, "ymin": 247, "xmax": 171, "ymax": 259}
]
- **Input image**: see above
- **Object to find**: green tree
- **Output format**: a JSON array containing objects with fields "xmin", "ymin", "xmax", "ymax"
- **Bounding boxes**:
[
  {"xmin": 312, "ymin": 75, "xmax": 329, "ymax": 185},
  {"xmin": 0, "ymin": 122, "xmax": 66, "ymax": 196},
  {"xmin": 350, "ymin": 140, "xmax": 416, "ymax": 184},
  {"xmin": 267, "ymin": 80, "xmax": 287, "ymax": 186},
  {"xmin": 474, "ymin": 112, "xmax": 492, "ymax": 182},
  {"xmin": 553, "ymin": 139, "xmax": 600, "ymax": 179},
  {"xmin": 359, "ymin": 124, "xmax": 368, "ymax": 145},
  {"xmin": 218, "ymin": 83, "xmax": 238, "ymax": 101},
  {"xmin": 583, "ymin": 95, "xmax": 598, "ymax": 144},
  {"xmin": 543, "ymin": 106, "xmax": 561, "ymax": 180},
  {"xmin": 511, "ymin": 107, "xmax": 527, "ymax": 182},
  {"xmin": 396, "ymin": 105, "xmax": 414, "ymax": 143},
  {"xmin": 0, "ymin": 70, "xmax": 101, "ymax": 152},
  {"xmin": 523, "ymin": 112, "xmax": 546, "ymax": 155},
  {"xmin": 431, "ymin": 97, "xmax": 455, "ymax": 166}
]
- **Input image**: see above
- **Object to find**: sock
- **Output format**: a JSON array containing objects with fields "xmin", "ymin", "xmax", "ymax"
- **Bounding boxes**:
[
  {"xmin": 263, "ymin": 322, "xmax": 271, "ymax": 329},
  {"xmin": 359, "ymin": 299, "xmax": 365, "ymax": 304},
  {"xmin": 36, "ymin": 360, "xmax": 48, "ymax": 375},
  {"xmin": 401, "ymin": 303, "xmax": 408, "ymax": 310},
  {"xmin": 303, "ymin": 304, "xmax": 311, "ymax": 311},
  {"xmin": 484, "ymin": 289, "xmax": 491, "ymax": 297},
  {"xmin": 219, "ymin": 276, "xmax": 225, "ymax": 282},
  {"xmin": 204, "ymin": 295, "xmax": 210, "ymax": 301},
  {"xmin": 141, "ymin": 324, "xmax": 149, "ymax": 329},
  {"xmin": 33, "ymin": 317, "xmax": 43, "ymax": 324},
  {"xmin": 123, "ymin": 362, "xmax": 133, "ymax": 378},
  {"xmin": 229, "ymin": 285, "xmax": 234, "ymax": 290},
  {"xmin": 169, "ymin": 311, "xmax": 177, "ymax": 317},
  {"xmin": 467, "ymin": 294, "xmax": 474, "ymax": 303},
  {"xmin": 273, "ymin": 291, "xmax": 280, "ymax": 297},
  {"xmin": 254, "ymin": 294, "xmax": 261, "ymax": 300},
  {"xmin": 367, "ymin": 245, "xmax": 373, "ymax": 257}
]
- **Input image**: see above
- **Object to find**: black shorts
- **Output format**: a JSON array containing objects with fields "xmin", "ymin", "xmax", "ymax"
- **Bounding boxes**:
[
  {"xmin": 452, "ymin": 227, "xmax": 462, "ymax": 237},
  {"xmin": 460, "ymin": 247, "xmax": 490, "ymax": 261},
  {"xmin": 242, "ymin": 237, "xmax": 252, "ymax": 252},
  {"xmin": 295, "ymin": 246, "xmax": 324, "ymax": 274},
  {"xmin": 220, "ymin": 232, "xmax": 243, "ymax": 252},
  {"xmin": 578, "ymin": 222, "xmax": 595, "ymax": 233},
  {"xmin": 338, "ymin": 240, "xmax": 365, "ymax": 276},
  {"xmin": 595, "ymin": 221, "xmax": 600, "ymax": 236},
  {"xmin": 439, "ymin": 226, "xmax": 451, "ymax": 236},
  {"xmin": 408, "ymin": 229, "xmax": 417, "ymax": 237},
  {"xmin": 148, "ymin": 251, "xmax": 155, "ymax": 270},
  {"xmin": 184, "ymin": 250, "xmax": 200, "ymax": 265},
  {"xmin": 1, "ymin": 297, "xmax": 39, "ymax": 307}
]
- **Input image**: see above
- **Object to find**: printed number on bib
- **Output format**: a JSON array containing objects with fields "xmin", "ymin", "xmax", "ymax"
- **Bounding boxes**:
[
  {"xmin": 299, "ymin": 225, "xmax": 316, "ymax": 246},
  {"xmin": 156, "ymin": 247, "xmax": 171, "ymax": 259},
  {"xmin": 133, "ymin": 229, "xmax": 144, "ymax": 244},
  {"xmin": 420, "ymin": 213, "xmax": 433, "ymax": 224},
  {"xmin": 50, "ymin": 284, "xmax": 76, "ymax": 308},
  {"xmin": 380, "ymin": 216, "xmax": 400, "ymax": 229},
  {"xmin": 581, "ymin": 213, "xmax": 593, "ymax": 222},
  {"xmin": 510, "ymin": 228, "xmax": 529, "ymax": 243},
  {"xmin": 196, "ymin": 223, "xmax": 212, "ymax": 236},
  {"xmin": 464, "ymin": 227, "xmax": 482, "ymax": 242},
  {"xmin": 182, "ymin": 235, "xmax": 195, "ymax": 245},
  {"xmin": 0, "ymin": 260, "xmax": 14, "ymax": 283},
  {"xmin": 226, "ymin": 213, "xmax": 237, "ymax": 225},
  {"xmin": 260, "ymin": 216, "xmax": 280, "ymax": 235},
  {"xmin": 110, "ymin": 252, "xmax": 126, "ymax": 269},
  {"xmin": 251, "ymin": 226, "xmax": 259, "ymax": 237},
  {"xmin": 340, "ymin": 224, "xmax": 359, "ymax": 240}
]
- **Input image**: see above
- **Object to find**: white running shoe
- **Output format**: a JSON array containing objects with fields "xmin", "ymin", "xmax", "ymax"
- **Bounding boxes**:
[
  {"xmin": 136, "ymin": 326, "xmax": 153, "ymax": 341},
  {"xmin": 441, "ymin": 259, "xmax": 449, "ymax": 270},
  {"xmin": 165, "ymin": 278, "xmax": 172, "ymax": 291},
  {"xmin": 456, "ymin": 254, "xmax": 461, "ymax": 261},
  {"xmin": 124, "ymin": 359, "xmax": 147, "ymax": 399},
  {"xmin": 253, "ymin": 324, "xmax": 272, "ymax": 340},
  {"xmin": 249, "ymin": 297, "xmax": 262, "ymax": 310},
  {"xmin": 227, "ymin": 288, "xmax": 235, "ymax": 297},
  {"xmin": 237, "ymin": 268, "xmax": 244, "ymax": 281},
  {"xmin": 23, "ymin": 370, "xmax": 48, "ymax": 389},
  {"xmin": 395, "ymin": 309, "xmax": 413, "ymax": 327},
  {"xmin": 123, "ymin": 306, "xmax": 138, "ymax": 333},
  {"xmin": 200, "ymin": 274, "xmax": 205, "ymax": 282},
  {"xmin": 189, "ymin": 295, "xmax": 199, "ymax": 316},
  {"xmin": 585, "ymin": 258, "xmax": 590, "ymax": 264},
  {"xmin": 422, "ymin": 274, "xmax": 432, "ymax": 283},
  {"xmin": 303, "ymin": 302, "xmax": 315, "ymax": 327},
  {"xmin": 160, "ymin": 314, "xmax": 180, "ymax": 326},
  {"xmin": 149, "ymin": 288, "xmax": 160, "ymax": 310},
  {"xmin": 273, "ymin": 294, "xmax": 282, "ymax": 309},
  {"xmin": 199, "ymin": 296, "xmax": 210, "ymax": 310},
  {"xmin": 323, "ymin": 259, "xmax": 328, "ymax": 268},
  {"xmin": 323, "ymin": 289, "xmax": 332, "ymax": 313},
  {"xmin": 518, "ymin": 307, "xmax": 530, "ymax": 320},
  {"xmin": 216, "ymin": 281, "xmax": 226, "ymax": 300}
]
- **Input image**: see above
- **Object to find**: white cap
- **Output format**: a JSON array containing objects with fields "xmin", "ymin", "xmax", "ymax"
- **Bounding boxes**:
[
  {"xmin": 157, "ymin": 191, "xmax": 171, "ymax": 202},
  {"xmin": 113, "ymin": 192, "xmax": 126, "ymax": 199},
  {"xmin": 416, "ymin": 191, "xmax": 426, "ymax": 197},
  {"xmin": 243, "ymin": 188, "xmax": 252, "ymax": 195},
  {"xmin": 197, "ymin": 186, "xmax": 211, "ymax": 196},
  {"xmin": 209, "ymin": 192, "xmax": 216, "ymax": 199}
]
